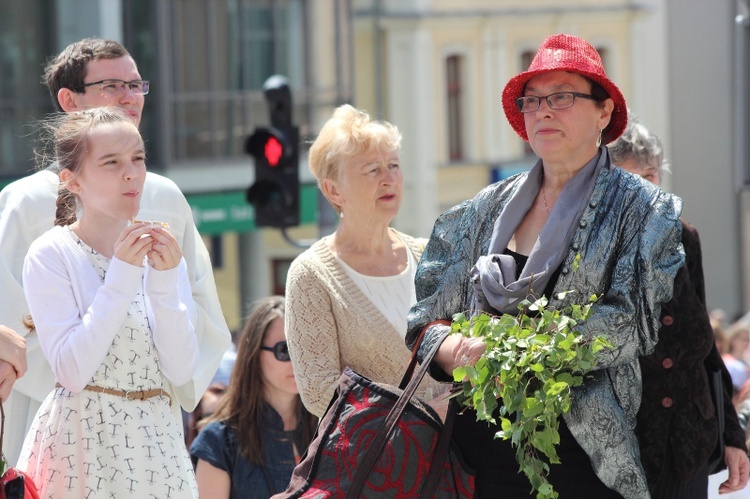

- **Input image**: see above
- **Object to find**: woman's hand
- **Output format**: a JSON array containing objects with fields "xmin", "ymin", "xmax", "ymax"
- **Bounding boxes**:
[
  {"xmin": 0, "ymin": 325, "xmax": 26, "ymax": 378},
  {"xmin": 0, "ymin": 361, "xmax": 17, "ymax": 402},
  {"xmin": 435, "ymin": 332, "xmax": 487, "ymax": 375},
  {"xmin": 114, "ymin": 223, "xmax": 154, "ymax": 267},
  {"xmin": 147, "ymin": 226, "xmax": 183, "ymax": 271},
  {"xmin": 719, "ymin": 446, "xmax": 750, "ymax": 494},
  {"xmin": 0, "ymin": 325, "xmax": 26, "ymax": 401}
]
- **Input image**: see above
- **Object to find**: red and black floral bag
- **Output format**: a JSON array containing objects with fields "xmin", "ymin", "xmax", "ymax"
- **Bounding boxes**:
[{"xmin": 273, "ymin": 336, "xmax": 475, "ymax": 498}]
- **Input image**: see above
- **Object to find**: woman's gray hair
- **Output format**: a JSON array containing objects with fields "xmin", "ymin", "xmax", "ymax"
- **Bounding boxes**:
[{"xmin": 607, "ymin": 110, "xmax": 670, "ymax": 176}]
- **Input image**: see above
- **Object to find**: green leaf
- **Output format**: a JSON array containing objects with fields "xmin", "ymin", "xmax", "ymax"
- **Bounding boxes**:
[
  {"xmin": 546, "ymin": 381, "xmax": 569, "ymax": 397},
  {"xmin": 450, "ymin": 291, "xmax": 608, "ymax": 499},
  {"xmin": 538, "ymin": 482, "xmax": 556, "ymax": 498},
  {"xmin": 524, "ymin": 398, "xmax": 544, "ymax": 418}
]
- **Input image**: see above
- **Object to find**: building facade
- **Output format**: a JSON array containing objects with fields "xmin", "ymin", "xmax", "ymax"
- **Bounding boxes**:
[{"xmin": 2, "ymin": 0, "xmax": 749, "ymax": 323}]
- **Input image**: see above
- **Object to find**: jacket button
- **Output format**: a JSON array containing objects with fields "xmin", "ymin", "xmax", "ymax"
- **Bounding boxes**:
[
  {"xmin": 589, "ymin": 200, "xmax": 598, "ymax": 208},
  {"xmin": 661, "ymin": 397, "xmax": 673, "ymax": 408},
  {"xmin": 571, "ymin": 243, "xmax": 580, "ymax": 251},
  {"xmin": 561, "ymin": 267, "xmax": 569, "ymax": 275},
  {"xmin": 661, "ymin": 315, "xmax": 674, "ymax": 326},
  {"xmin": 579, "ymin": 220, "xmax": 588, "ymax": 229},
  {"xmin": 662, "ymin": 358, "xmax": 674, "ymax": 369}
]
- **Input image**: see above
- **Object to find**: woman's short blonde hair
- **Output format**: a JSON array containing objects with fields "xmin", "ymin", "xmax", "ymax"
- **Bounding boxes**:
[{"xmin": 308, "ymin": 104, "xmax": 401, "ymax": 188}]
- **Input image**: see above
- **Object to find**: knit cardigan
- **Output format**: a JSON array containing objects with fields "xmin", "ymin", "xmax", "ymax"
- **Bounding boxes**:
[{"xmin": 285, "ymin": 229, "xmax": 443, "ymax": 417}]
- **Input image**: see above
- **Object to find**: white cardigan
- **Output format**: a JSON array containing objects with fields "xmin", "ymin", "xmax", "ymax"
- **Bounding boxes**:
[
  {"xmin": 23, "ymin": 226, "xmax": 199, "ymax": 394},
  {"xmin": 0, "ymin": 170, "xmax": 231, "ymax": 463}
]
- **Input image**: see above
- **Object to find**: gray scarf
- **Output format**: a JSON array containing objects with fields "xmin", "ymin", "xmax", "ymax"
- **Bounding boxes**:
[{"xmin": 471, "ymin": 147, "xmax": 608, "ymax": 315}]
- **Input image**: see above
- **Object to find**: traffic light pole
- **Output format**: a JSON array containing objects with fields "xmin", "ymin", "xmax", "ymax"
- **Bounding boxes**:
[{"xmin": 279, "ymin": 227, "xmax": 315, "ymax": 249}]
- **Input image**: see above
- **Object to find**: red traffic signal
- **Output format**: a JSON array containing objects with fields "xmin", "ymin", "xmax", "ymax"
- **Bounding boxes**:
[
  {"xmin": 264, "ymin": 136, "xmax": 283, "ymax": 167},
  {"xmin": 245, "ymin": 126, "xmax": 300, "ymax": 228},
  {"xmin": 246, "ymin": 129, "xmax": 292, "ymax": 166}
]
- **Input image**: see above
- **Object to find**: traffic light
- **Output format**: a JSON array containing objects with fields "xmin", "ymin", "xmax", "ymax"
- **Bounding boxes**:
[
  {"xmin": 245, "ymin": 126, "xmax": 299, "ymax": 227},
  {"xmin": 245, "ymin": 75, "xmax": 300, "ymax": 228}
]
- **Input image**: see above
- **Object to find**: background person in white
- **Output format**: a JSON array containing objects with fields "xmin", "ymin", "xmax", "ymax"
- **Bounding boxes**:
[{"xmin": 0, "ymin": 38, "xmax": 231, "ymax": 464}]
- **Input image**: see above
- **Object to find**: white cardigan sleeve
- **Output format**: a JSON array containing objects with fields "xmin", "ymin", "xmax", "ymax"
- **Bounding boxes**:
[
  {"xmin": 145, "ymin": 259, "xmax": 199, "ymax": 387},
  {"xmin": 138, "ymin": 173, "xmax": 231, "ymax": 411},
  {"xmin": 23, "ymin": 240, "xmax": 144, "ymax": 393}
]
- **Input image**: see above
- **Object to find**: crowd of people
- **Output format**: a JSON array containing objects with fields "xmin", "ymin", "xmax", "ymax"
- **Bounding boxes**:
[{"xmin": 0, "ymin": 32, "xmax": 748, "ymax": 498}]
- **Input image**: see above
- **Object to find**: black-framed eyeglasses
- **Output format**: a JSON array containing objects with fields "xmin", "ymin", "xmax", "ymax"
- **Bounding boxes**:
[
  {"xmin": 261, "ymin": 341, "xmax": 291, "ymax": 362},
  {"xmin": 515, "ymin": 92, "xmax": 598, "ymax": 113},
  {"xmin": 75, "ymin": 79, "xmax": 150, "ymax": 96}
]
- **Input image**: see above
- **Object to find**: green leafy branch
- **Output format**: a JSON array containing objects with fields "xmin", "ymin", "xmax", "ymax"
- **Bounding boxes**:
[{"xmin": 451, "ymin": 293, "xmax": 613, "ymax": 499}]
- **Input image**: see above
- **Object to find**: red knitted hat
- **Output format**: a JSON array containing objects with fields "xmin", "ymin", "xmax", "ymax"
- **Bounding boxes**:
[{"xmin": 501, "ymin": 34, "xmax": 627, "ymax": 144}]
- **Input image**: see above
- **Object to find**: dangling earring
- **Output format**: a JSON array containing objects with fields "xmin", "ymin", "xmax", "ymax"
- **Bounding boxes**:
[
  {"xmin": 596, "ymin": 129, "xmax": 603, "ymax": 148},
  {"xmin": 339, "ymin": 211, "xmax": 344, "ymax": 219}
]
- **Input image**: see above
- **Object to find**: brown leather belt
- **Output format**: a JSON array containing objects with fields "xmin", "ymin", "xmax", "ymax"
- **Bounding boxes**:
[{"xmin": 55, "ymin": 383, "xmax": 172, "ymax": 405}]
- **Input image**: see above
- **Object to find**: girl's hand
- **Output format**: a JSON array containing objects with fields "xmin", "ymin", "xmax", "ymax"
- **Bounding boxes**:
[
  {"xmin": 114, "ymin": 223, "xmax": 154, "ymax": 267},
  {"xmin": 147, "ymin": 226, "xmax": 183, "ymax": 271}
]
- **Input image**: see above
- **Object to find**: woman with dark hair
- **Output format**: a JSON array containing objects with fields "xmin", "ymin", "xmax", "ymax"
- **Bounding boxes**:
[
  {"xmin": 407, "ymin": 34, "xmax": 684, "ymax": 498},
  {"xmin": 190, "ymin": 296, "xmax": 317, "ymax": 499}
]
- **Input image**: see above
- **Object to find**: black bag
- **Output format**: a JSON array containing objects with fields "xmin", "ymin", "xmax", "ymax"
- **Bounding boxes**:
[
  {"xmin": 707, "ymin": 367, "xmax": 726, "ymax": 475},
  {"xmin": 272, "ymin": 336, "xmax": 475, "ymax": 498}
]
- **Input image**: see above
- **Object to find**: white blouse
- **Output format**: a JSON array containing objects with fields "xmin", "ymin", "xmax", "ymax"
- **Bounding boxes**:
[{"xmin": 337, "ymin": 246, "xmax": 417, "ymax": 338}]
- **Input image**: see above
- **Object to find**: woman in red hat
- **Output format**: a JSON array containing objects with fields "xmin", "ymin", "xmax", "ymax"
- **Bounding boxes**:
[{"xmin": 406, "ymin": 34, "xmax": 684, "ymax": 498}]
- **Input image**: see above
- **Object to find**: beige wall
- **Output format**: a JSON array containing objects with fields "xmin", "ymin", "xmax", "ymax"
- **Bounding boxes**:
[
  {"xmin": 209, "ymin": 233, "xmax": 242, "ymax": 333},
  {"xmin": 209, "ymin": 222, "xmax": 320, "ymax": 332}
]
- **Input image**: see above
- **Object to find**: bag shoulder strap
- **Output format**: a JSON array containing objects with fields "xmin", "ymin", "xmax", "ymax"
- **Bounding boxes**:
[
  {"xmin": 419, "ymin": 399, "xmax": 459, "ymax": 498},
  {"xmin": 346, "ymin": 335, "xmax": 450, "ymax": 498},
  {"xmin": 399, "ymin": 320, "xmax": 450, "ymax": 389}
]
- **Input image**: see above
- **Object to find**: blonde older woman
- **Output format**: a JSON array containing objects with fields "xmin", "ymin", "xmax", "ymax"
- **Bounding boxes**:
[{"xmin": 284, "ymin": 104, "xmax": 444, "ymax": 418}]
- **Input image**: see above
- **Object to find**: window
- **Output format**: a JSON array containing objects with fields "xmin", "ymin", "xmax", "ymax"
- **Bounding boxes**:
[
  {"xmin": 521, "ymin": 50, "xmax": 534, "ymax": 73},
  {"xmin": 273, "ymin": 258, "xmax": 293, "ymax": 295},
  {"xmin": 0, "ymin": 1, "xmax": 54, "ymax": 176},
  {"xmin": 124, "ymin": 0, "xmax": 309, "ymax": 167},
  {"xmin": 520, "ymin": 50, "xmax": 535, "ymax": 156},
  {"xmin": 596, "ymin": 47, "xmax": 609, "ymax": 72},
  {"xmin": 446, "ymin": 55, "xmax": 464, "ymax": 161}
]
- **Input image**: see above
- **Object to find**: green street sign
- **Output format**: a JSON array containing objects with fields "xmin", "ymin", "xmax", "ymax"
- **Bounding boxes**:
[
  {"xmin": 186, "ymin": 184, "xmax": 318, "ymax": 235},
  {"xmin": 0, "ymin": 177, "xmax": 318, "ymax": 235}
]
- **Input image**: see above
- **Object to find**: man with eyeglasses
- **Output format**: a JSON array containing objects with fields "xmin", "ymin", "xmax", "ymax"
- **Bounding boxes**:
[{"xmin": 0, "ymin": 38, "xmax": 232, "ymax": 464}]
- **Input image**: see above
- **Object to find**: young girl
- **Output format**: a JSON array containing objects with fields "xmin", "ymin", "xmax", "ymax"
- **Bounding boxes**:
[
  {"xmin": 190, "ymin": 296, "xmax": 317, "ymax": 498},
  {"xmin": 17, "ymin": 107, "xmax": 200, "ymax": 497}
]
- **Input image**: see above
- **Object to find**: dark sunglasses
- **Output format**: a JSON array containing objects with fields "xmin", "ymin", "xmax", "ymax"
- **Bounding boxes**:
[{"xmin": 261, "ymin": 341, "xmax": 291, "ymax": 362}]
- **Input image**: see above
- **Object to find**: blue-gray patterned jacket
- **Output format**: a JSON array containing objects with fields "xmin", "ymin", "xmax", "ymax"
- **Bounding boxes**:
[{"xmin": 407, "ymin": 160, "xmax": 684, "ymax": 499}]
